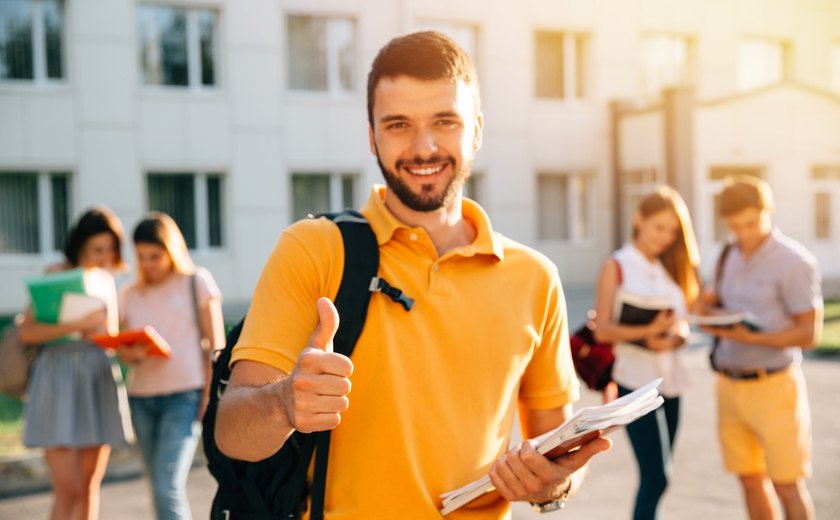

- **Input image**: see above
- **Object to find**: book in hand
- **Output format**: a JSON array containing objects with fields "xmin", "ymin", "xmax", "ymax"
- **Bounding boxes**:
[
  {"xmin": 616, "ymin": 292, "xmax": 673, "ymax": 348},
  {"xmin": 26, "ymin": 267, "xmax": 119, "ymax": 341},
  {"xmin": 90, "ymin": 327, "xmax": 172, "ymax": 358},
  {"xmin": 688, "ymin": 312, "xmax": 762, "ymax": 332},
  {"xmin": 438, "ymin": 379, "xmax": 665, "ymax": 516}
]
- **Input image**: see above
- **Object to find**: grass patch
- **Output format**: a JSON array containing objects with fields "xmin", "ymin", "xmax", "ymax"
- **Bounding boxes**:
[
  {"xmin": 818, "ymin": 300, "xmax": 840, "ymax": 352},
  {"xmin": 0, "ymin": 396, "xmax": 25, "ymax": 457}
]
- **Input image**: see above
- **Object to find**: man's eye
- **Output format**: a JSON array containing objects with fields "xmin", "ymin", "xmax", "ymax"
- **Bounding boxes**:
[{"xmin": 387, "ymin": 122, "xmax": 407, "ymax": 130}]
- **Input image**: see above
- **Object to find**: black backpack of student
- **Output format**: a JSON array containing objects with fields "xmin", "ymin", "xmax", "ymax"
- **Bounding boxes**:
[{"xmin": 202, "ymin": 210, "xmax": 413, "ymax": 520}]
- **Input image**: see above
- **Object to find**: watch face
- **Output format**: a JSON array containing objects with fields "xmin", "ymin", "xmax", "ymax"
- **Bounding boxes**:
[{"xmin": 531, "ymin": 500, "xmax": 566, "ymax": 513}]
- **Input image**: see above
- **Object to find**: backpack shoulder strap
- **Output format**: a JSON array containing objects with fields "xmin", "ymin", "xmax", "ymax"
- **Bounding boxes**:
[
  {"xmin": 309, "ymin": 209, "xmax": 379, "ymax": 520},
  {"xmin": 327, "ymin": 210, "xmax": 379, "ymax": 357}
]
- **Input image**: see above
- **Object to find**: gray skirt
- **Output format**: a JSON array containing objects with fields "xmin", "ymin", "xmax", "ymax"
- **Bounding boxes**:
[{"xmin": 24, "ymin": 340, "xmax": 130, "ymax": 448}]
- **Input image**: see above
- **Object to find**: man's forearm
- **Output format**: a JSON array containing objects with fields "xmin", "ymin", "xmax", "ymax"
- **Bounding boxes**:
[
  {"xmin": 215, "ymin": 379, "xmax": 296, "ymax": 462},
  {"xmin": 749, "ymin": 323, "xmax": 818, "ymax": 349}
]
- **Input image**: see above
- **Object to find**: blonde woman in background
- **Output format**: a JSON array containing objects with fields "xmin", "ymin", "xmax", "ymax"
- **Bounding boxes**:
[
  {"xmin": 591, "ymin": 186, "xmax": 701, "ymax": 520},
  {"xmin": 19, "ymin": 206, "xmax": 129, "ymax": 520},
  {"xmin": 117, "ymin": 212, "xmax": 224, "ymax": 520}
]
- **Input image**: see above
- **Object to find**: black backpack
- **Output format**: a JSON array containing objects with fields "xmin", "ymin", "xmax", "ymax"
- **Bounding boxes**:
[{"xmin": 202, "ymin": 210, "xmax": 413, "ymax": 520}]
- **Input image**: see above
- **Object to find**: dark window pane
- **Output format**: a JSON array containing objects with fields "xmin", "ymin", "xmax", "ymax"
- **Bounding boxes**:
[
  {"xmin": 288, "ymin": 16, "xmax": 327, "ymax": 91},
  {"xmin": 148, "ymin": 174, "xmax": 196, "ymax": 248},
  {"xmin": 538, "ymin": 174, "xmax": 569, "ymax": 240},
  {"xmin": 0, "ymin": 0, "xmax": 34, "ymax": 80},
  {"xmin": 292, "ymin": 174, "xmax": 330, "ymax": 221},
  {"xmin": 341, "ymin": 175, "xmax": 354, "ymax": 210},
  {"xmin": 43, "ymin": 0, "xmax": 63, "ymax": 79},
  {"xmin": 138, "ymin": 6, "xmax": 188, "ymax": 86},
  {"xmin": 708, "ymin": 166, "xmax": 762, "ymax": 181},
  {"xmin": 207, "ymin": 175, "xmax": 223, "ymax": 247},
  {"xmin": 815, "ymin": 192, "xmax": 830, "ymax": 239},
  {"xmin": 464, "ymin": 173, "xmax": 483, "ymax": 204},
  {"xmin": 0, "ymin": 173, "xmax": 39, "ymax": 253},
  {"xmin": 198, "ymin": 10, "xmax": 215, "ymax": 86},
  {"xmin": 535, "ymin": 32, "xmax": 564, "ymax": 99},
  {"xmin": 50, "ymin": 172, "xmax": 69, "ymax": 251}
]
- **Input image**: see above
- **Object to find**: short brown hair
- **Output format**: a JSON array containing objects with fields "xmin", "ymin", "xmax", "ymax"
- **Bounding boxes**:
[
  {"xmin": 719, "ymin": 176, "xmax": 775, "ymax": 216},
  {"xmin": 367, "ymin": 31, "xmax": 480, "ymax": 127}
]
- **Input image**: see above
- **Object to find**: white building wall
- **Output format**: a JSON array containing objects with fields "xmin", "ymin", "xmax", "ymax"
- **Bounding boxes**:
[{"xmin": 2, "ymin": 0, "xmax": 840, "ymax": 314}]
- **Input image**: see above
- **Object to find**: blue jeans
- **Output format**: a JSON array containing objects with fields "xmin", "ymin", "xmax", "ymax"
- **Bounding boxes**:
[
  {"xmin": 129, "ymin": 389, "xmax": 201, "ymax": 520},
  {"xmin": 618, "ymin": 384, "xmax": 680, "ymax": 520}
]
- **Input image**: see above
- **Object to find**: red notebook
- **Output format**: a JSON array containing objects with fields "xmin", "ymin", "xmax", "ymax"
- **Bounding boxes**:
[{"xmin": 91, "ymin": 326, "xmax": 172, "ymax": 358}]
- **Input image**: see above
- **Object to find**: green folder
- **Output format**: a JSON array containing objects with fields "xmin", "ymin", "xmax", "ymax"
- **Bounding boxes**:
[{"xmin": 25, "ymin": 268, "xmax": 87, "ymax": 324}]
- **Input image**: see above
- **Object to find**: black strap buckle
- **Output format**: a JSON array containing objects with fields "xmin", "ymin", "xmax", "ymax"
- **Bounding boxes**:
[{"xmin": 369, "ymin": 277, "xmax": 414, "ymax": 311}]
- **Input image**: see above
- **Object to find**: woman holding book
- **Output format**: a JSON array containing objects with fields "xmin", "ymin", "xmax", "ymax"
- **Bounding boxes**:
[
  {"xmin": 591, "ymin": 186, "xmax": 700, "ymax": 520},
  {"xmin": 19, "ymin": 206, "xmax": 130, "ymax": 520},
  {"xmin": 117, "ymin": 212, "xmax": 224, "ymax": 520}
]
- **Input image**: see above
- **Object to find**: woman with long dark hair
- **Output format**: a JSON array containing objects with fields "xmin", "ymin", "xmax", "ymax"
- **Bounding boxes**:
[
  {"xmin": 19, "ymin": 206, "xmax": 130, "ymax": 520},
  {"xmin": 591, "ymin": 186, "xmax": 700, "ymax": 520}
]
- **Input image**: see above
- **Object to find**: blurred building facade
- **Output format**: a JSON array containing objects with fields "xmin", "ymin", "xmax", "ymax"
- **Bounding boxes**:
[{"xmin": 1, "ymin": 0, "xmax": 839, "ymax": 313}]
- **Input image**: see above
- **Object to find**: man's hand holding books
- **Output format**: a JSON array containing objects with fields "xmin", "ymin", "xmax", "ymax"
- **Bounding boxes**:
[{"xmin": 488, "ymin": 434, "xmax": 611, "ymax": 505}]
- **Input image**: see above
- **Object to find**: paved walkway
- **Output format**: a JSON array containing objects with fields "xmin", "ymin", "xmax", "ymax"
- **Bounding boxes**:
[{"xmin": 1, "ymin": 285, "xmax": 838, "ymax": 519}]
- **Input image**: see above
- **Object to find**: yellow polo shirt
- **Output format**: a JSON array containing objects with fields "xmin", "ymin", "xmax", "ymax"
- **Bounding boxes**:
[{"xmin": 232, "ymin": 186, "xmax": 580, "ymax": 519}]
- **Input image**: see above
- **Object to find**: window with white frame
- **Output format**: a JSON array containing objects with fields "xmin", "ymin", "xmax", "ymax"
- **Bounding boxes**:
[
  {"xmin": 706, "ymin": 166, "xmax": 763, "ymax": 242},
  {"xmin": 291, "ymin": 172, "xmax": 357, "ymax": 222},
  {"xmin": 537, "ymin": 173, "xmax": 592, "ymax": 242},
  {"xmin": 137, "ymin": 5, "xmax": 217, "ymax": 88},
  {"xmin": 287, "ymin": 15, "xmax": 356, "ymax": 94},
  {"xmin": 0, "ymin": 171, "xmax": 69, "ymax": 254},
  {"xmin": 622, "ymin": 168, "xmax": 662, "ymax": 243},
  {"xmin": 640, "ymin": 34, "xmax": 692, "ymax": 99},
  {"xmin": 0, "ymin": 0, "xmax": 64, "ymax": 82},
  {"xmin": 535, "ymin": 31, "xmax": 588, "ymax": 100},
  {"xmin": 812, "ymin": 166, "xmax": 840, "ymax": 240},
  {"xmin": 831, "ymin": 42, "xmax": 840, "ymax": 94},
  {"xmin": 414, "ymin": 20, "xmax": 479, "ymax": 66},
  {"xmin": 737, "ymin": 37, "xmax": 788, "ymax": 92},
  {"xmin": 147, "ymin": 173, "xmax": 224, "ymax": 250}
]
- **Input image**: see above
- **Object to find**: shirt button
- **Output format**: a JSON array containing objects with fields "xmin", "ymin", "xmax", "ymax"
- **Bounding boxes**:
[
  {"xmin": 433, "ymin": 265, "xmax": 439, "ymax": 271},
  {"xmin": 410, "ymin": 233, "xmax": 418, "ymax": 241}
]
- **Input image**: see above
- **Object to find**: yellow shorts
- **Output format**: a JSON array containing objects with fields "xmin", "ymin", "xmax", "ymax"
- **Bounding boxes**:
[{"xmin": 716, "ymin": 365, "xmax": 812, "ymax": 482}]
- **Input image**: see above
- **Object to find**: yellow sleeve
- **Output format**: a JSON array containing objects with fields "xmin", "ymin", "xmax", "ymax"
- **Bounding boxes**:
[
  {"xmin": 230, "ymin": 218, "xmax": 344, "ymax": 374},
  {"xmin": 518, "ymin": 275, "xmax": 581, "ymax": 410}
]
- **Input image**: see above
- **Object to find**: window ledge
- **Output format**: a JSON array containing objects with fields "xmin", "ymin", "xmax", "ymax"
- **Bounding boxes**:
[
  {"xmin": 284, "ymin": 90, "xmax": 361, "ymax": 104},
  {"xmin": 0, "ymin": 81, "xmax": 72, "ymax": 95},
  {"xmin": 139, "ymin": 85, "xmax": 225, "ymax": 102}
]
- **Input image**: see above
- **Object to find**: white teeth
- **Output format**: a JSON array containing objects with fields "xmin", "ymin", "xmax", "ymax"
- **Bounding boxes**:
[{"xmin": 406, "ymin": 165, "xmax": 445, "ymax": 176}]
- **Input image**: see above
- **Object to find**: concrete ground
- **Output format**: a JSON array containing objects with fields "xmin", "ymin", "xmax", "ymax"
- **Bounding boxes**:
[{"xmin": 1, "ymin": 285, "xmax": 838, "ymax": 519}]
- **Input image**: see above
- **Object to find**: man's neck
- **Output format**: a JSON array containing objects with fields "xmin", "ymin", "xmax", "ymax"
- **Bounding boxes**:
[
  {"xmin": 739, "ymin": 231, "xmax": 772, "ymax": 260},
  {"xmin": 383, "ymin": 190, "xmax": 477, "ymax": 256}
]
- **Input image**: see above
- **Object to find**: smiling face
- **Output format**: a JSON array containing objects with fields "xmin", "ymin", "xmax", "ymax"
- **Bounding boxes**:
[
  {"xmin": 635, "ymin": 209, "xmax": 680, "ymax": 258},
  {"xmin": 369, "ymin": 76, "xmax": 483, "ymax": 214},
  {"xmin": 79, "ymin": 232, "xmax": 118, "ymax": 269}
]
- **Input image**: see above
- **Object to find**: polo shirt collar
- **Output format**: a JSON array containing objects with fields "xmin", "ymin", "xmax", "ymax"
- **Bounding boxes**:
[
  {"xmin": 737, "ymin": 227, "xmax": 781, "ymax": 263},
  {"xmin": 360, "ymin": 185, "xmax": 504, "ymax": 261}
]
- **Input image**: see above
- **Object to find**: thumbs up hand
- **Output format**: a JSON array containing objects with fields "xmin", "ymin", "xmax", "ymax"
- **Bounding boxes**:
[{"xmin": 280, "ymin": 297, "xmax": 354, "ymax": 433}]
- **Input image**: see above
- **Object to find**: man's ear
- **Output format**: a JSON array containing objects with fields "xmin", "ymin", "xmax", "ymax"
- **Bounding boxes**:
[
  {"xmin": 473, "ymin": 112, "xmax": 484, "ymax": 152},
  {"xmin": 368, "ymin": 126, "xmax": 376, "ymax": 155}
]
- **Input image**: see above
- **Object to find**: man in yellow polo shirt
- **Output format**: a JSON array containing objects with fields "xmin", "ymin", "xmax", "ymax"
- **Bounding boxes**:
[{"xmin": 215, "ymin": 31, "xmax": 611, "ymax": 519}]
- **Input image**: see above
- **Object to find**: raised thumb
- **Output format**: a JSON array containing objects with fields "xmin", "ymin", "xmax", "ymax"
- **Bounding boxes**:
[{"xmin": 310, "ymin": 297, "xmax": 339, "ymax": 352}]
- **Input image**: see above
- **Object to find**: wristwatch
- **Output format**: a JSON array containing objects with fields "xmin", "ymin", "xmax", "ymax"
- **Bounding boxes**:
[{"xmin": 530, "ymin": 478, "xmax": 572, "ymax": 513}]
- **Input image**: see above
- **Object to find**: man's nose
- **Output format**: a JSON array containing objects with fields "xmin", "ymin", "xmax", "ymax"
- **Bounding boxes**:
[{"xmin": 410, "ymin": 126, "xmax": 438, "ymax": 156}]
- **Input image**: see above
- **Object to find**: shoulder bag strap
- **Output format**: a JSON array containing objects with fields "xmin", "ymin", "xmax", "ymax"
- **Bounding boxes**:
[{"xmin": 709, "ymin": 243, "xmax": 733, "ymax": 371}]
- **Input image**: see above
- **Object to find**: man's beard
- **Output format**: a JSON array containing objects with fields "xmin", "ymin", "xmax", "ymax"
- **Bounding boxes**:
[{"xmin": 375, "ymin": 149, "xmax": 472, "ymax": 212}]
